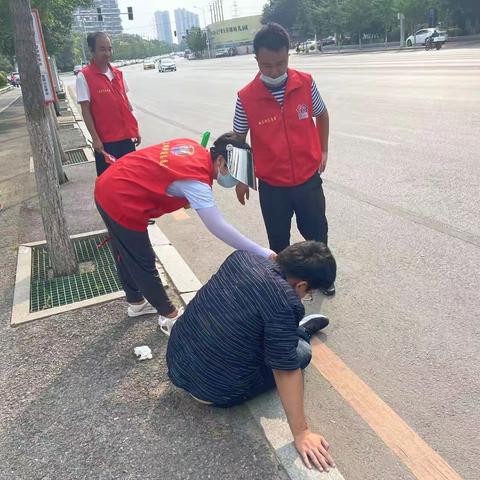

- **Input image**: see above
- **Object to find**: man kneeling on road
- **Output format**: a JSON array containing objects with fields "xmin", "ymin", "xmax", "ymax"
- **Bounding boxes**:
[{"xmin": 166, "ymin": 241, "xmax": 337, "ymax": 472}]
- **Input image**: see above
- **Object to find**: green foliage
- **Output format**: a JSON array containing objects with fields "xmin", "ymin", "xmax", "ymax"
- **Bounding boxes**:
[
  {"xmin": 111, "ymin": 34, "xmax": 172, "ymax": 60},
  {"xmin": 186, "ymin": 27, "xmax": 207, "ymax": 54},
  {"xmin": 262, "ymin": 0, "xmax": 480, "ymax": 43},
  {"xmin": 0, "ymin": 71, "xmax": 7, "ymax": 87},
  {"xmin": 0, "ymin": 0, "xmax": 93, "ymax": 58},
  {"xmin": 0, "ymin": 53, "xmax": 13, "ymax": 72}
]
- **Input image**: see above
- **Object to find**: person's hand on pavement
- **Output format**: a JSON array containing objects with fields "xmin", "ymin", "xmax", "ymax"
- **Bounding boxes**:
[
  {"xmin": 93, "ymin": 138, "xmax": 104, "ymax": 153},
  {"xmin": 236, "ymin": 183, "xmax": 250, "ymax": 205},
  {"xmin": 294, "ymin": 429, "xmax": 335, "ymax": 472},
  {"xmin": 319, "ymin": 151, "xmax": 328, "ymax": 174},
  {"xmin": 134, "ymin": 135, "xmax": 142, "ymax": 147}
]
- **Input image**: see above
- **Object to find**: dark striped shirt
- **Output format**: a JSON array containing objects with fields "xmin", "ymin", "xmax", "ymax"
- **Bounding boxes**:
[
  {"xmin": 233, "ymin": 78, "xmax": 326, "ymax": 134},
  {"xmin": 166, "ymin": 251, "xmax": 305, "ymax": 405}
]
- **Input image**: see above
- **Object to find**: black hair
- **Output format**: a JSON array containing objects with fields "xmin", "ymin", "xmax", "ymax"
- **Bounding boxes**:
[
  {"xmin": 253, "ymin": 22, "xmax": 290, "ymax": 55},
  {"xmin": 87, "ymin": 32, "xmax": 110, "ymax": 52},
  {"xmin": 210, "ymin": 132, "xmax": 251, "ymax": 161},
  {"xmin": 277, "ymin": 241, "xmax": 336, "ymax": 290}
]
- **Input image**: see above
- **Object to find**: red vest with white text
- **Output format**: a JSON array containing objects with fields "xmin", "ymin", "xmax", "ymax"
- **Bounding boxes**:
[
  {"xmin": 95, "ymin": 139, "xmax": 213, "ymax": 230},
  {"xmin": 82, "ymin": 62, "xmax": 139, "ymax": 143},
  {"xmin": 238, "ymin": 69, "xmax": 322, "ymax": 187}
]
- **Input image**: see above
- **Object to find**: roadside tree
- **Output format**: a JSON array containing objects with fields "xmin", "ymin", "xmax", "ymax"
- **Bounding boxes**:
[{"xmin": 9, "ymin": 0, "xmax": 77, "ymax": 276}]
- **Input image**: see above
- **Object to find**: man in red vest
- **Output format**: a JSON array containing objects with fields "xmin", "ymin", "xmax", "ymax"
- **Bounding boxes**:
[
  {"xmin": 233, "ymin": 23, "xmax": 334, "ymax": 295},
  {"xmin": 76, "ymin": 32, "xmax": 140, "ymax": 176},
  {"xmin": 95, "ymin": 133, "xmax": 274, "ymax": 330}
]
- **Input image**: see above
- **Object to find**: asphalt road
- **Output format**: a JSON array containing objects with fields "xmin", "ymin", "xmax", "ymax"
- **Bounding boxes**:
[{"xmin": 63, "ymin": 46, "xmax": 479, "ymax": 479}]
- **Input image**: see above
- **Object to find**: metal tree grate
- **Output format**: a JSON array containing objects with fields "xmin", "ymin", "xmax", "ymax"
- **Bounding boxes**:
[
  {"xmin": 64, "ymin": 149, "xmax": 88, "ymax": 166},
  {"xmin": 30, "ymin": 233, "xmax": 122, "ymax": 312},
  {"xmin": 58, "ymin": 123, "xmax": 75, "ymax": 130}
]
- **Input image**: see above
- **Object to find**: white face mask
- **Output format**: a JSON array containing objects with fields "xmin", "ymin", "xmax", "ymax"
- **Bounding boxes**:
[{"xmin": 260, "ymin": 72, "xmax": 288, "ymax": 87}]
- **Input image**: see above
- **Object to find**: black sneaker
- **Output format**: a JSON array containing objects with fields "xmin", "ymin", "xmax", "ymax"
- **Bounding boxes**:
[
  {"xmin": 299, "ymin": 314, "xmax": 329, "ymax": 336},
  {"xmin": 320, "ymin": 283, "xmax": 336, "ymax": 296}
]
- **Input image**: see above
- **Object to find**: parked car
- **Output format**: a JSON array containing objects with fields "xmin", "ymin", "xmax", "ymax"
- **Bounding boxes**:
[
  {"xmin": 143, "ymin": 59, "xmax": 156, "ymax": 70},
  {"xmin": 186, "ymin": 52, "xmax": 197, "ymax": 60},
  {"xmin": 215, "ymin": 48, "xmax": 229, "ymax": 58},
  {"xmin": 158, "ymin": 58, "xmax": 177, "ymax": 72},
  {"xmin": 322, "ymin": 35, "xmax": 336, "ymax": 46},
  {"xmin": 406, "ymin": 28, "xmax": 448, "ymax": 47}
]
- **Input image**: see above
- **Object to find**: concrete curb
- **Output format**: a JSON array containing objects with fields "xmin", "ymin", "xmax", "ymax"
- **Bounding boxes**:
[
  {"xmin": 148, "ymin": 223, "xmax": 346, "ymax": 480},
  {"xmin": 65, "ymin": 84, "xmax": 92, "ymax": 144},
  {"xmin": 0, "ymin": 85, "xmax": 14, "ymax": 95}
]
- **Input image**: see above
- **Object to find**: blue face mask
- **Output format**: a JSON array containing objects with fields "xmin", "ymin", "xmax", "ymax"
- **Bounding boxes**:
[
  {"xmin": 217, "ymin": 170, "xmax": 239, "ymax": 188},
  {"xmin": 260, "ymin": 72, "xmax": 288, "ymax": 88}
]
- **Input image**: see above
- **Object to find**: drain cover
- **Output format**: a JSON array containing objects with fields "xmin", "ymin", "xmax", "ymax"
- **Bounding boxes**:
[
  {"xmin": 30, "ymin": 233, "xmax": 122, "ymax": 312},
  {"xmin": 64, "ymin": 149, "xmax": 89, "ymax": 166}
]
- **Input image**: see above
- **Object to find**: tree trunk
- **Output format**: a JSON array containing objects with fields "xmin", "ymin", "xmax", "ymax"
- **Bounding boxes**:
[
  {"xmin": 9, "ymin": 0, "xmax": 77, "ymax": 277},
  {"xmin": 47, "ymin": 104, "xmax": 68, "ymax": 185}
]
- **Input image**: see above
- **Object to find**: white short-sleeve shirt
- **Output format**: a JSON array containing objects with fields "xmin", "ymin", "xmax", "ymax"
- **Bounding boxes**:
[{"xmin": 76, "ymin": 68, "xmax": 129, "ymax": 103}]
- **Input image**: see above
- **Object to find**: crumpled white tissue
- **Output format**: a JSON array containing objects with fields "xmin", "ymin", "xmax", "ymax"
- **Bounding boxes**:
[{"xmin": 134, "ymin": 345, "xmax": 152, "ymax": 361}]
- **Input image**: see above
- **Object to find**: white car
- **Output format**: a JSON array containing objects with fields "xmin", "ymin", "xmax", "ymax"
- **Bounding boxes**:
[
  {"xmin": 143, "ymin": 60, "xmax": 156, "ymax": 70},
  {"xmin": 406, "ymin": 28, "xmax": 447, "ymax": 47},
  {"xmin": 158, "ymin": 58, "xmax": 177, "ymax": 72}
]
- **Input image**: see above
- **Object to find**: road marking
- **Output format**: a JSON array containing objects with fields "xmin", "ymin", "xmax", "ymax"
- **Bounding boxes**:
[
  {"xmin": 334, "ymin": 131, "xmax": 399, "ymax": 146},
  {"xmin": 170, "ymin": 209, "xmax": 190, "ymax": 221},
  {"xmin": 310, "ymin": 339, "xmax": 464, "ymax": 480},
  {"xmin": 0, "ymin": 94, "xmax": 21, "ymax": 114}
]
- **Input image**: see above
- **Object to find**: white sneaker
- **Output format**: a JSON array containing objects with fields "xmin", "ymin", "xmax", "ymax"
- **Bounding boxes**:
[
  {"xmin": 158, "ymin": 307, "xmax": 184, "ymax": 337},
  {"xmin": 127, "ymin": 300, "xmax": 158, "ymax": 317}
]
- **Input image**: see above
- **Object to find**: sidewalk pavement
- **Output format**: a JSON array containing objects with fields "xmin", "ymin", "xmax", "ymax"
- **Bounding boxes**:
[{"xmin": 0, "ymin": 99, "xmax": 291, "ymax": 479}]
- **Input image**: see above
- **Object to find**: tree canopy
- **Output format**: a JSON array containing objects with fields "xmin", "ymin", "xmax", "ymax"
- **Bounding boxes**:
[
  {"xmin": 263, "ymin": 0, "xmax": 480, "ymax": 43},
  {"xmin": 0, "ymin": 0, "xmax": 92, "ymax": 60},
  {"xmin": 186, "ymin": 27, "xmax": 207, "ymax": 55}
]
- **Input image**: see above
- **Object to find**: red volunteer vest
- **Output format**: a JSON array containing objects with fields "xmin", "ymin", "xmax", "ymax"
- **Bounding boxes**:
[
  {"xmin": 238, "ymin": 69, "xmax": 322, "ymax": 187},
  {"xmin": 82, "ymin": 61, "xmax": 139, "ymax": 143},
  {"xmin": 95, "ymin": 139, "xmax": 214, "ymax": 230}
]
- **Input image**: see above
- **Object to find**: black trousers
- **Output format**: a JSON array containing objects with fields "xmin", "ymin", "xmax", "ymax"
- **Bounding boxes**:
[
  {"xmin": 259, "ymin": 173, "xmax": 328, "ymax": 254},
  {"xmin": 96, "ymin": 203, "xmax": 175, "ymax": 316},
  {"xmin": 94, "ymin": 138, "xmax": 136, "ymax": 176}
]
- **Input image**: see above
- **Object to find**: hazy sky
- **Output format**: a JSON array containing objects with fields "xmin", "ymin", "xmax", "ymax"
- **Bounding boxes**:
[{"xmin": 117, "ymin": 0, "xmax": 266, "ymax": 39}]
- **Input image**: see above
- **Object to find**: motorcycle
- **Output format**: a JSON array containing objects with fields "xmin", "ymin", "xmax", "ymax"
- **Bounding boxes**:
[{"xmin": 425, "ymin": 36, "xmax": 443, "ymax": 51}]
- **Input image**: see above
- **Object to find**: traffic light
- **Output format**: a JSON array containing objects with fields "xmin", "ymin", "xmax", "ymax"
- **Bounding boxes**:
[
  {"xmin": 186, "ymin": 29, "xmax": 189, "ymax": 36},
  {"xmin": 97, "ymin": 7, "xmax": 103, "ymax": 22},
  {"xmin": 127, "ymin": 7, "xmax": 133, "ymax": 20},
  {"xmin": 174, "ymin": 30, "xmax": 177, "ymax": 37}
]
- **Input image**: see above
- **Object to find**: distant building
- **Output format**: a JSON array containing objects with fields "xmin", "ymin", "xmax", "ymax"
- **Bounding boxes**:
[
  {"xmin": 208, "ymin": 15, "xmax": 262, "ymax": 54},
  {"xmin": 73, "ymin": 0, "xmax": 123, "ymax": 36},
  {"xmin": 155, "ymin": 10, "xmax": 173, "ymax": 44},
  {"xmin": 174, "ymin": 8, "xmax": 200, "ymax": 40}
]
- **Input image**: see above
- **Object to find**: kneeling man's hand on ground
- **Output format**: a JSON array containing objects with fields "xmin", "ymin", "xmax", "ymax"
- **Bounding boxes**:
[{"xmin": 294, "ymin": 429, "xmax": 335, "ymax": 472}]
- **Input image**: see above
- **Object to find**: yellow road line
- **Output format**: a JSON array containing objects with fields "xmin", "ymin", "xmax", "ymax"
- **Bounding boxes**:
[{"xmin": 311, "ymin": 339, "xmax": 463, "ymax": 480}]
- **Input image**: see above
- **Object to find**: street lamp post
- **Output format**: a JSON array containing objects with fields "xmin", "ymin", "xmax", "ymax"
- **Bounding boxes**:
[{"xmin": 194, "ymin": 5, "xmax": 212, "ymax": 59}]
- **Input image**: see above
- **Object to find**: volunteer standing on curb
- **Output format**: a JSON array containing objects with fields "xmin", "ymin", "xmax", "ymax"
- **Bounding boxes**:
[
  {"xmin": 94, "ymin": 133, "xmax": 274, "ymax": 332},
  {"xmin": 233, "ymin": 23, "xmax": 335, "ymax": 295},
  {"xmin": 76, "ymin": 32, "xmax": 140, "ymax": 176}
]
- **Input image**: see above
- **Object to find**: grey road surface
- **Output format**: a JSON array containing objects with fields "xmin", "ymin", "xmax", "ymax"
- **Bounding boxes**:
[{"xmin": 64, "ymin": 47, "xmax": 479, "ymax": 479}]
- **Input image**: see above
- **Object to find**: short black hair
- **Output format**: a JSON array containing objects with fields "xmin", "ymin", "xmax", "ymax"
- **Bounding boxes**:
[
  {"xmin": 211, "ymin": 132, "xmax": 251, "ymax": 160},
  {"xmin": 277, "ymin": 241, "xmax": 336, "ymax": 290},
  {"xmin": 253, "ymin": 22, "xmax": 290, "ymax": 55},
  {"xmin": 87, "ymin": 32, "xmax": 110, "ymax": 52}
]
